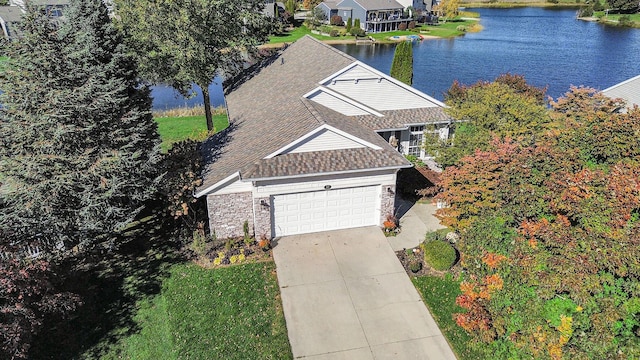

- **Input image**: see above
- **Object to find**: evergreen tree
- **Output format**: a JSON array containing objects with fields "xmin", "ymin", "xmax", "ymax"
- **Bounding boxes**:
[
  {"xmin": 390, "ymin": 40, "xmax": 413, "ymax": 86},
  {"xmin": 0, "ymin": 0, "xmax": 161, "ymax": 253},
  {"xmin": 115, "ymin": 0, "xmax": 274, "ymax": 131}
]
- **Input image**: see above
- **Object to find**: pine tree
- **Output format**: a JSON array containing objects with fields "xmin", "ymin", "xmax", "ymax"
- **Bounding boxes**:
[{"xmin": 0, "ymin": 0, "xmax": 161, "ymax": 253}]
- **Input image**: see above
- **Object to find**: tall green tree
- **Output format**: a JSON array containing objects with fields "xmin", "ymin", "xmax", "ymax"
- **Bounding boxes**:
[
  {"xmin": 0, "ymin": 0, "xmax": 161, "ymax": 252},
  {"xmin": 607, "ymin": 0, "xmax": 639, "ymax": 13},
  {"xmin": 390, "ymin": 40, "xmax": 413, "ymax": 86},
  {"xmin": 114, "ymin": 0, "xmax": 274, "ymax": 131}
]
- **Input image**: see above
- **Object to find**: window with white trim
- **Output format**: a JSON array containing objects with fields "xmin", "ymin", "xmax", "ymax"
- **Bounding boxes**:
[{"xmin": 408, "ymin": 125, "xmax": 424, "ymax": 157}]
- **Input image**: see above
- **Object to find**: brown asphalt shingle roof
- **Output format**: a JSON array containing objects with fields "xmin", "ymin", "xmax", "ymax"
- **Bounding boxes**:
[
  {"xmin": 243, "ymin": 147, "xmax": 408, "ymax": 180},
  {"xmin": 197, "ymin": 36, "xmax": 423, "ymax": 195},
  {"xmin": 350, "ymin": 0, "xmax": 404, "ymax": 10},
  {"xmin": 355, "ymin": 107, "xmax": 452, "ymax": 130}
]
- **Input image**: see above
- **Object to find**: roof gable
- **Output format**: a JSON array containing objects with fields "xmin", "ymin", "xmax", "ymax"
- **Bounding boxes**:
[
  {"xmin": 276, "ymin": 127, "xmax": 372, "ymax": 155},
  {"xmin": 311, "ymin": 62, "xmax": 445, "ymax": 112}
]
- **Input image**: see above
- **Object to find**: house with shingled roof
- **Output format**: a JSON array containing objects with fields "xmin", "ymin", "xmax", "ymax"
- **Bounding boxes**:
[{"xmin": 197, "ymin": 36, "xmax": 453, "ymax": 239}]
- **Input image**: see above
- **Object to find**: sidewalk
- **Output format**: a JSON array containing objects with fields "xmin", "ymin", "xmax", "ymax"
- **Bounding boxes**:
[{"xmin": 387, "ymin": 199, "xmax": 446, "ymax": 251}]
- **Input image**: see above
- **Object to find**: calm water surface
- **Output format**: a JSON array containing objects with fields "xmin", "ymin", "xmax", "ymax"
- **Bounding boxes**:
[
  {"xmin": 151, "ymin": 7, "xmax": 640, "ymax": 108},
  {"xmin": 334, "ymin": 7, "xmax": 640, "ymax": 100}
]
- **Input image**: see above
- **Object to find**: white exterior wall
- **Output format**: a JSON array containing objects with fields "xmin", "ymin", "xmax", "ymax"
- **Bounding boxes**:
[
  {"xmin": 307, "ymin": 90, "xmax": 372, "ymax": 116},
  {"xmin": 254, "ymin": 171, "xmax": 397, "ymax": 197},
  {"xmin": 327, "ymin": 78, "xmax": 439, "ymax": 110},
  {"xmin": 284, "ymin": 128, "xmax": 365, "ymax": 153}
]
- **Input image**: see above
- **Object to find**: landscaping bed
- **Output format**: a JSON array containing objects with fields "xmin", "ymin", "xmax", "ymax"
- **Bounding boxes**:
[{"xmin": 202, "ymin": 237, "xmax": 273, "ymax": 267}]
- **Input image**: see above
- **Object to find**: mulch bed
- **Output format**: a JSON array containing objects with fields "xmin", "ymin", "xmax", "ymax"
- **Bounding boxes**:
[
  {"xmin": 193, "ymin": 238, "xmax": 272, "ymax": 268},
  {"xmin": 396, "ymin": 247, "xmax": 463, "ymax": 278}
]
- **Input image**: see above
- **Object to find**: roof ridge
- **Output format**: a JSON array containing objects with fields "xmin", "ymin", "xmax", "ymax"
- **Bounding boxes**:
[
  {"xmin": 602, "ymin": 74, "xmax": 640, "ymax": 93},
  {"xmin": 299, "ymin": 35, "xmax": 358, "ymax": 64},
  {"xmin": 300, "ymin": 97, "xmax": 328, "ymax": 125}
]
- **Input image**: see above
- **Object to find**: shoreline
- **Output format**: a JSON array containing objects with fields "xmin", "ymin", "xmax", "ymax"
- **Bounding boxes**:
[{"xmin": 260, "ymin": 35, "xmax": 442, "ymax": 49}]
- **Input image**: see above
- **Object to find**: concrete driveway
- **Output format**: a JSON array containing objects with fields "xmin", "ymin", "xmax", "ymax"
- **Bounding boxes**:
[{"xmin": 272, "ymin": 227, "xmax": 457, "ymax": 359}]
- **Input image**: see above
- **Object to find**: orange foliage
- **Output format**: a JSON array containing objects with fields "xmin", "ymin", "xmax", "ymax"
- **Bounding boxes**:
[{"xmin": 482, "ymin": 252, "xmax": 507, "ymax": 269}]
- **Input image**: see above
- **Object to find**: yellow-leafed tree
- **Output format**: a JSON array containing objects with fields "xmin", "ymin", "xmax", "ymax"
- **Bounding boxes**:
[{"xmin": 434, "ymin": 0, "xmax": 459, "ymax": 22}]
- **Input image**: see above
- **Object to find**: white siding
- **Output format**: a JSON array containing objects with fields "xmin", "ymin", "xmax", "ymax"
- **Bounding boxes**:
[
  {"xmin": 208, "ymin": 178, "xmax": 253, "ymax": 195},
  {"xmin": 255, "ymin": 171, "xmax": 397, "ymax": 197},
  {"xmin": 283, "ymin": 128, "xmax": 365, "ymax": 153},
  {"xmin": 326, "ymin": 78, "xmax": 439, "ymax": 110},
  {"xmin": 307, "ymin": 90, "xmax": 371, "ymax": 116},
  {"xmin": 330, "ymin": 65, "xmax": 380, "ymax": 82}
]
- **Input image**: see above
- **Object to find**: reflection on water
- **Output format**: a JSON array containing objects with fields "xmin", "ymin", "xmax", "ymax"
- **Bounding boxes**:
[{"xmin": 333, "ymin": 7, "xmax": 640, "ymax": 101}]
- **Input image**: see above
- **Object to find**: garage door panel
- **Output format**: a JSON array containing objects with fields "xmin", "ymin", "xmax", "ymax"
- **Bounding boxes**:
[{"xmin": 272, "ymin": 185, "xmax": 380, "ymax": 237}]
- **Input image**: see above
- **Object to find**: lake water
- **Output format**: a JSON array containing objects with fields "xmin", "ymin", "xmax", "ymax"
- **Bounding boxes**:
[
  {"xmin": 333, "ymin": 7, "xmax": 640, "ymax": 101},
  {"xmin": 151, "ymin": 7, "xmax": 640, "ymax": 108}
]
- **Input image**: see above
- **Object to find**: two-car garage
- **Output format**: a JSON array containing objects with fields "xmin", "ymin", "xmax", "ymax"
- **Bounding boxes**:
[{"xmin": 271, "ymin": 185, "xmax": 380, "ymax": 237}]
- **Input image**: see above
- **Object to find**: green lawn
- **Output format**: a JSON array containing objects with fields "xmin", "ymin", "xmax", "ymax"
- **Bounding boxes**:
[
  {"xmin": 594, "ymin": 12, "xmax": 640, "ymax": 27},
  {"xmin": 155, "ymin": 114, "xmax": 228, "ymax": 152},
  {"xmin": 268, "ymin": 19, "xmax": 481, "ymax": 44},
  {"xmin": 269, "ymin": 25, "xmax": 333, "ymax": 43},
  {"xmin": 413, "ymin": 274, "xmax": 486, "ymax": 360},
  {"xmin": 102, "ymin": 262, "xmax": 292, "ymax": 360}
]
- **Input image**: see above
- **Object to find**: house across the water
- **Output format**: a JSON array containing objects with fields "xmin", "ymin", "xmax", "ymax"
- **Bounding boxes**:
[{"xmin": 315, "ymin": 0, "xmax": 437, "ymax": 33}]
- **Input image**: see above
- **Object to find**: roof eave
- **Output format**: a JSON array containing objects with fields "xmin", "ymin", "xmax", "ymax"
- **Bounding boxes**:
[{"xmin": 243, "ymin": 164, "xmax": 412, "ymax": 182}]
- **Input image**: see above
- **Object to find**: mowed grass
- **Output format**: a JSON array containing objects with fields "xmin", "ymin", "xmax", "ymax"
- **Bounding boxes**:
[
  {"xmin": 102, "ymin": 262, "xmax": 292, "ymax": 360},
  {"xmin": 269, "ymin": 25, "xmax": 333, "ymax": 43},
  {"xmin": 413, "ymin": 274, "xmax": 486, "ymax": 360},
  {"xmin": 154, "ymin": 114, "xmax": 228, "ymax": 152},
  {"xmin": 268, "ymin": 19, "xmax": 480, "ymax": 44}
]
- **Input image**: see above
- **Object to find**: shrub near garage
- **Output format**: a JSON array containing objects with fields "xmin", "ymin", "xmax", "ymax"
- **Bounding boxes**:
[{"xmin": 422, "ymin": 231, "xmax": 457, "ymax": 271}]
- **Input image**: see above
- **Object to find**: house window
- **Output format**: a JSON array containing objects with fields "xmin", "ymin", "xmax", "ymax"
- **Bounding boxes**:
[{"xmin": 408, "ymin": 125, "xmax": 424, "ymax": 157}]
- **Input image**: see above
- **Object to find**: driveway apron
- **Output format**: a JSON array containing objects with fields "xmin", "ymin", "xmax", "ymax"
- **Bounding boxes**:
[{"xmin": 272, "ymin": 227, "xmax": 457, "ymax": 360}]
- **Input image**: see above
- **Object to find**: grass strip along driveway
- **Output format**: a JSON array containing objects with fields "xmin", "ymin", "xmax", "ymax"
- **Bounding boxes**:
[
  {"xmin": 413, "ymin": 274, "xmax": 486, "ymax": 360},
  {"xmin": 103, "ymin": 262, "xmax": 292, "ymax": 360}
]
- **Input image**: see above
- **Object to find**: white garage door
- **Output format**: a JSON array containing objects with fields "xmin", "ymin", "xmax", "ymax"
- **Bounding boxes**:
[{"xmin": 272, "ymin": 185, "xmax": 380, "ymax": 237}]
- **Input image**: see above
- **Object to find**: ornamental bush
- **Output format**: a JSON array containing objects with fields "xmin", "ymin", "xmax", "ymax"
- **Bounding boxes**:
[
  {"xmin": 422, "ymin": 239, "xmax": 457, "ymax": 271},
  {"xmin": 351, "ymin": 27, "xmax": 365, "ymax": 36},
  {"xmin": 330, "ymin": 15, "xmax": 343, "ymax": 25},
  {"xmin": 398, "ymin": 22, "xmax": 407, "ymax": 30}
]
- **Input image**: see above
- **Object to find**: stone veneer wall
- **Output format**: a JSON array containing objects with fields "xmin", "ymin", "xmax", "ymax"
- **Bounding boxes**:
[
  {"xmin": 380, "ymin": 185, "xmax": 396, "ymax": 224},
  {"xmin": 253, "ymin": 197, "xmax": 272, "ymax": 239},
  {"xmin": 207, "ymin": 192, "xmax": 254, "ymax": 239}
]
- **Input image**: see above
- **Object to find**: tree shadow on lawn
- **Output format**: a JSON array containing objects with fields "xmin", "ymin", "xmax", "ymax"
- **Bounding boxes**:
[
  {"xmin": 30, "ymin": 215, "xmax": 188, "ymax": 359},
  {"xmin": 30, "ymin": 114, "xmax": 239, "ymax": 359}
]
